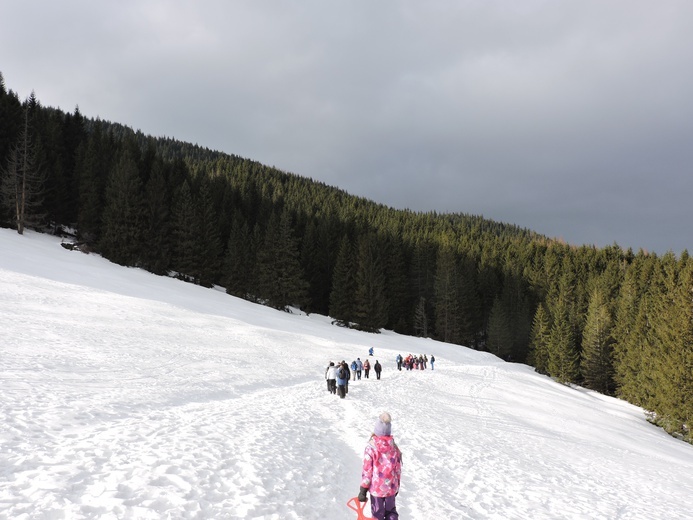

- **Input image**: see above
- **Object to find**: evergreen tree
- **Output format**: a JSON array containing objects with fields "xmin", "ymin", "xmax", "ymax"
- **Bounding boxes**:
[
  {"xmin": 487, "ymin": 296, "xmax": 513, "ymax": 359},
  {"xmin": 224, "ymin": 211, "xmax": 253, "ymax": 299},
  {"xmin": 353, "ymin": 233, "xmax": 388, "ymax": 332},
  {"xmin": 141, "ymin": 158, "xmax": 171, "ymax": 275},
  {"xmin": 196, "ymin": 178, "xmax": 223, "ymax": 287},
  {"xmin": 434, "ymin": 243, "xmax": 460, "ymax": 343},
  {"xmin": 256, "ymin": 209, "xmax": 307, "ymax": 310},
  {"xmin": 330, "ymin": 235, "xmax": 356, "ymax": 327},
  {"xmin": 98, "ymin": 147, "xmax": 144, "ymax": 265},
  {"xmin": 647, "ymin": 253, "xmax": 693, "ymax": 438},
  {"xmin": 384, "ymin": 233, "xmax": 411, "ymax": 333},
  {"xmin": 413, "ymin": 296, "xmax": 429, "ymax": 337},
  {"xmin": 581, "ymin": 286, "xmax": 615, "ymax": 394},
  {"xmin": 548, "ymin": 291, "xmax": 579, "ymax": 384},
  {"xmin": 170, "ymin": 180, "xmax": 198, "ymax": 280},
  {"xmin": 75, "ymin": 123, "xmax": 110, "ymax": 243},
  {"xmin": 528, "ymin": 302, "xmax": 551, "ymax": 374},
  {"xmin": 0, "ymin": 106, "xmax": 45, "ymax": 234},
  {"xmin": 457, "ymin": 256, "xmax": 481, "ymax": 348},
  {"xmin": 301, "ymin": 217, "xmax": 339, "ymax": 315},
  {"xmin": 613, "ymin": 254, "xmax": 655, "ymax": 406}
]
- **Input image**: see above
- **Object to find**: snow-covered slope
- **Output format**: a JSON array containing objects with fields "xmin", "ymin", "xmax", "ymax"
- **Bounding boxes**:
[{"xmin": 2, "ymin": 229, "xmax": 693, "ymax": 519}]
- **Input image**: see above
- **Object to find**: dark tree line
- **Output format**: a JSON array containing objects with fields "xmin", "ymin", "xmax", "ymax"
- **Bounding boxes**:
[{"xmin": 1, "ymin": 74, "xmax": 691, "ymax": 442}]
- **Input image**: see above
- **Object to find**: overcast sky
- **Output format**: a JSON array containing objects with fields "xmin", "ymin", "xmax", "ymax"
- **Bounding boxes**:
[{"xmin": 2, "ymin": 1, "xmax": 692, "ymax": 254}]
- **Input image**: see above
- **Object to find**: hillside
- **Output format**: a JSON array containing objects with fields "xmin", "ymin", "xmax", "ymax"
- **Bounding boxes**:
[{"xmin": 2, "ymin": 228, "xmax": 693, "ymax": 519}]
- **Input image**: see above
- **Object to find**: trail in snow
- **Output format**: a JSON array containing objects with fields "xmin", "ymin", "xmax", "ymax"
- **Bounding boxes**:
[{"xmin": 2, "ymin": 229, "xmax": 693, "ymax": 519}]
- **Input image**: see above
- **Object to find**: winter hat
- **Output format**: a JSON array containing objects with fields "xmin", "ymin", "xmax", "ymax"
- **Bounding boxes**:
[{"xmin": 374, "ymin": 412, "xmax": 392, "ymax": 436}]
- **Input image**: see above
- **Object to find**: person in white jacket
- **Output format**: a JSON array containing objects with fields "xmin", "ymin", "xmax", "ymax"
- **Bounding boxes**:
[{"xmin": 325, "ymin": 362, "xmax": 337, "ymax": 394}]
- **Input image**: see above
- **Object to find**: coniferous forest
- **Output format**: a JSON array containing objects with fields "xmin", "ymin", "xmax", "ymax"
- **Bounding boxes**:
[{"xmin": 2, "ymin": 73, "xmax": 692, "ymax": 442}]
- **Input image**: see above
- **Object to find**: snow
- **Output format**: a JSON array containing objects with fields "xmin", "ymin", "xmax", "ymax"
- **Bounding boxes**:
[{"xmin": 2, "ymin": 229, "xmax": 693, "ymax": 520}]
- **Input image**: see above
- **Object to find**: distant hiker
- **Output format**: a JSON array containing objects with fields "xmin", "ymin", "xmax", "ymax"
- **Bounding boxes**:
[
  {"xmin": 363, "ymin": 359, "xmax": 371, "ymax": 379},
  {"xmin": 325, "ymin": 361, "xmax": 336, "ymax": 394},
  {"xmin": 369, "ymin": 346, "xmax": 374, "ymax": 356},
  {"xmin": 356, "ymin": 358, "xmax": 363, "ymax": 380},
  {"xmin": 336, "ymin": 362, "xmax": 348, "ymax": 399},
  {"xmin": 374, "ymin": 360, "xmax": 382, "ymax": 380},
  {"xmin": 396, "ymin": 354, "xmax": 402, "ymax": 371},
  {"xmin": 358, "ymin": 412, "xmax": 402, "ymax": 520},
  {"xmin": 351, "ymin": 360, "xmax": 358, "ymax": 381},
  {"xmin": 343, "ymin": 361, "xmax": 351, "ymax": 394},
  {"xmin": 423, "ymin": 354, "xmax": 428, "ymax": 369},
  {"xmin": 430, "ymin": 355, "xmax": 435, "ymax": 370}
]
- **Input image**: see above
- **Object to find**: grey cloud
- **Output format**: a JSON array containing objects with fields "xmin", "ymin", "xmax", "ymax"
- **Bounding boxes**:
[{"xmin": 2, "ymin": 1, "xmax": 693, "ymax": 253}]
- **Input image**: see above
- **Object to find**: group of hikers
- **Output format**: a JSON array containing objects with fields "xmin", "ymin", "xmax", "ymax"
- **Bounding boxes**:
[
  {"xmin": 325, "ymin": 350, "xmax": 438, "ymax": 401},
  {"xmin": 324, "ymin": 357, "xmax": 383, "ymax": 399},
  {"xmin": 395, "ymin": 353, "xmax": 435, "ymax": 371}
]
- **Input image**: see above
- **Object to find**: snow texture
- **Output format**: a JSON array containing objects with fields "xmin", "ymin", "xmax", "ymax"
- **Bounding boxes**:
[{"xmin": 2, "ymin": 229, "xmax": 693, "ymax": 519}]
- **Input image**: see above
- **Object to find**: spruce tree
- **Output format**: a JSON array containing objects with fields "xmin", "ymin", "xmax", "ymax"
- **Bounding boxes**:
[
  {"xmin": 170, "ymin": 180, "xmax": 198, "ymax": 280},
  {"xmin": 487, "ymin": 296, "xmax": 513, "ymax": 359},
  {"xmin": 196, "ymin": 179, "xmax": 223, "ymax": 287},
  {"xmin": 434, "ymin": 243, "xmax": 460, "ymax": 343},
  {"xmin": 330, "ymin": 235, "xmax": 356, "ymax": 327},
  {"xmin": 413, "ymin": 296, "xmax": 429, "ymax": 337},
  {"xmin": 581, "ymin": 286, "xmax": 614, "ymax": 394},
  {"xmin": 353, "ymin": 233, "xmax": 388, "ymax": 332},
  {"xmin": 76, "ymin": 123, "xmax": 109, "ymax": 243},
  {"xmin": 528, "ymin": 302, "xmax": 551, "ymax": 374},
  {"xmin": 99, "ymin": 146, "xmax": 145, "ymax": 265},
  {"xmin": 142, "ymin": 159, "xmax": 171, "ymax": 275},
  {"xmin": 224, "ymin": 211, "xmax": 253, "ymax": 299},
  {"xmin": 548, "ymin": 291, "xmax": 579, "ymax": 384},
  {"xmin": 256, "ymin": 209, "xmax": 307, "ymax": 311},
  {"xmin": 0, "ymin": 106, "xmax": 45, "ymax": 234}
]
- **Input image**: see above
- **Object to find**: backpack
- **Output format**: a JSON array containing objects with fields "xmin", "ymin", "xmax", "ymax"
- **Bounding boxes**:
[{"xmin": 338, "ymin": 367, "xmax": 346, "ymax": 380}]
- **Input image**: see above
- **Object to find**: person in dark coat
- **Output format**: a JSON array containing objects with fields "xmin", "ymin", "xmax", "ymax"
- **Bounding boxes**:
[
  {"xmin": 374, "ymin": 360, "xmax": 382, "ymax": 380},
  {"xmin": 336, "ymin": 362, "xmax": 348, "ymax": 398},
  {"xmin": 343, "ymin": 361, "xmax": 351, "ymax": 394}
]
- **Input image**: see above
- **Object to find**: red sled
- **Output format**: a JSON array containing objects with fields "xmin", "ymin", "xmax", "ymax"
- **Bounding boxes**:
[{"xmin": 346, "ymin": 497, "xmax": 372, "ymax": 519}]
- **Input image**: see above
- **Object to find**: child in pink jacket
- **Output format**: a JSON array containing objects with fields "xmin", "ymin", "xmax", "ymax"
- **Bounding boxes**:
[{"xmin": 358, "ymin": 412, "xmax": 402, "ymax": 520}]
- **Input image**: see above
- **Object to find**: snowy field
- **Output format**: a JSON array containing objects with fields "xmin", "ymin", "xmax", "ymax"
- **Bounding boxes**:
[{"xmin": 2, "ymin": 229, "xmax": 693, "ymax": 520}]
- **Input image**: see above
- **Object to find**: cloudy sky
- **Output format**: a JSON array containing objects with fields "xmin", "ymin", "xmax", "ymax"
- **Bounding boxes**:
[{"xmin": 2, "ymin": 1, "xmax": 692, "ymax": 254}]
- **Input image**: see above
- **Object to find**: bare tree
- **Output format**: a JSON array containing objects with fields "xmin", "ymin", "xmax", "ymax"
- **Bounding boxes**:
[{"xmin": 1, "ymin": 106, "xmax": 44, "ymax": 234}]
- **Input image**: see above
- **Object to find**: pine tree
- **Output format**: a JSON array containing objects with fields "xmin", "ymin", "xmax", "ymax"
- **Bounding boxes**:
[
  {"xmin": 581, "ymin": 286, "xmax": 615, "ymax": 394},
  {"xmin": 647, "ymin": 253, "xmax": 693, "ymax": 438},
  {"xmin": 141, "ymin": 158, "xmax": 171, "ymax": 275},
  {"xmin": 99, "ymin": 146, "xmax": 145, "ymax": 265},
  {"xmin": 384, "ymin": 234, "xmax": 411, "ymax": 333},
  {"xmin": 353, "ymin": 233, "xmax": 388, "ymax": 332},
  {"xmin": 170, "ymin": 180, "xmax": 198, "ymax": 280},
  {"xmin": 548, "ymin": 291, "xmax": 579, "ymax": 384},
  {"xmin": 196, "ymin": 179, "xmax": 223, "ymax": 287},
  {"xmin": 256, "ymin": 209, "xmax": 307, "ymax": 310},
  {"xmin": 76, "ymin": 123, "xmax": 110, "ymax": 243},
  {"xmin": 458, "ymin": 256, "xmax": 481, "ymax": 348},
  {"xmin": 224, "ymin": 211, "xmax": 253, "ymax": 299},
  {"xmin": 487, "ymin": 296, "xmax": 513, "ymax": 359},
  {"xmin": 0, "ymin": 106, "xmax": 45, "ymax": 234},
  {"xmin": 434, "ymin": 244, "xmax": 460, "ymax": 343},
  {"xmin": 613, "ymin": 254, "xmax": 655, "ymax": 406},
  {"xmin": 330, "ymin": 235, "xmax": 356, "ymax": 327},
  {"xmin": 414, "ymin": 296, "xmax": 429, "ymax": 337},
  {"xmin": 528, "ymin": 302, "xmax": 551, "ymax": 374}
]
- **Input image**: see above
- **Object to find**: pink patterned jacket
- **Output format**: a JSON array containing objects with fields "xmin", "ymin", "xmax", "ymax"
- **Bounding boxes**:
[{"xmin": 360, "ymin": 435, "xmax": 402, "ymax": 497}]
